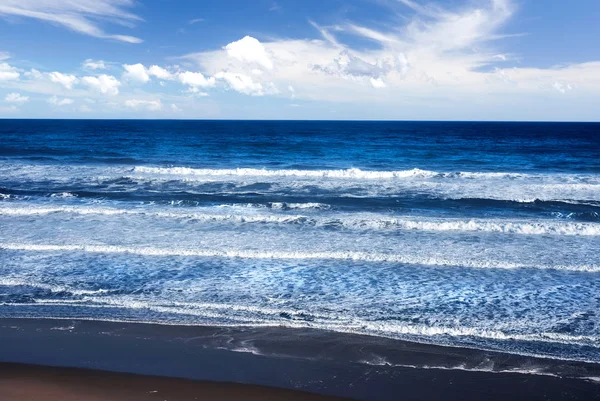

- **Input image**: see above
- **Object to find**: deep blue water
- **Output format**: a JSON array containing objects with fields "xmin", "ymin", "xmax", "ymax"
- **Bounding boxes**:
[{"xmin": 0, "ymin": 120, "xmax": 599, "ymax": 363}]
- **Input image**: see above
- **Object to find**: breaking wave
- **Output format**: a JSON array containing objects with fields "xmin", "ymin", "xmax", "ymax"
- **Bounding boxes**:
[
  {"xmin": 2, "ymin": 206, "xmax": 600, "ymax": 236},
  {"xmin": 2, "ymin": 243, "xmax": 599, "ymax": 272}
]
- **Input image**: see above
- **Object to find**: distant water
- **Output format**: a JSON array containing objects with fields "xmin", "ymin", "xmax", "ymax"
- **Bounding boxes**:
[{"xmin": 1, "ymin": 120, "xmax": 599, "ymax": 363}]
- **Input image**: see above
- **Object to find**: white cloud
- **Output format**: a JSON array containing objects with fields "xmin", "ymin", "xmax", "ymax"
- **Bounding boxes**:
[
  {"xmin": 178, "ymin": 0, "xmax": 600, "ymax": 109},
  {"xmin": 81, "ymin": 74, "xmax": 120, "ymax": 95},
  {"xmin": 0, "ymin": 0, "xmax": 143, "ymax": 43},
  {"xmin": 0, "ymin": 62, "xmax": 20, "ymax": 81},
  {"xmin": 214, "ymin": 71, "xmax": 268, "ymax": 96},
  {"xmin": 0, "ymin": 51, "xmax": 10, "ymax": 61},
  {"xmin": 188, "ymin": 18, "xmax": 204, "ymax": 25},
  {"xmin": 124, "ymin": 99, "xmax": 162, "ymax": 111},
  {"xmin": 225, "ymin": 36, "xmax": 273, "ymax": 70},
  {"xmin": 170, "ymin": 103, "xmax": 181, "ymax": 112},
  {"xmin": 552, "ymin": 81, "xmax": 573, "ymax": 94},
  {"xmin": 370, "ymin": 77, "xmax": 386, "ymax": 88},
  {"xmin": 123, "ymin": 63, "xmax": 150, "ymax": 83},
  {"xmin": 313, "ymin": 50, "xmax": 390, "ymax": 82},
  {"xmin": 49, "ymin": 72, "xmax": 78, "ymax": 89},
  {"xmin": 83, "ymin": 59, "xmax": 107, "ymax": 70},
  {"xmin": 5, "ymin": 92, "xmax": 29, "ymax": 104},
  {"xmin": 47, "ymin": 96, "xmax": 74, "ymax": 106},
  {"xmin": 24, "ymin": 68, "xmax": 43, "ymax": 80},
  {"xmin": 148, "ymin": 65, "xmax": 174, "ymax": 80},
  {"xmin": 1, "ymin": 0, "xmax": 599, "ymax": 120},
  {"xmin": 178, "ymin": 71, "xmax": 216, "ymax": 89}
]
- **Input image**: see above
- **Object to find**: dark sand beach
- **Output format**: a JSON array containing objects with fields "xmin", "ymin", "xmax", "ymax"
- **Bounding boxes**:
[
  {"xmin": 1, "ymin": 318, "xmax": 599, "ymax": 401},
  {"xmin": 0, "ymin": 363, "xmax": 350, "ymax": 401}
]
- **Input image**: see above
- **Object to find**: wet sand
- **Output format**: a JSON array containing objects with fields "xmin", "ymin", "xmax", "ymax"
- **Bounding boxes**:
[
  {"xmin": 0, "ymin": 318, "xmax": 599, "ymax": 401},
  {"xmin": 0, "ymin": 363, "xmax": 351, "ymax": 401}
]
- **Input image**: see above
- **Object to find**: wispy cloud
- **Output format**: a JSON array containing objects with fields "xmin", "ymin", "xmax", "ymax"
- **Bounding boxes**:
[
  {"xmin": 188, "ymin": 18, "xmax": 204, "ymax": 25},
  {"xmin": 83, "ymin": 59, "xmax": 108, "ymax": 70},
  {"xmin": 0, "ymin": 0, "xmax": 599, "ymax": 119},
  {"xmin": 172, "ymin": 0, "xmax": 600, "ymax": 114},
  {"xmin": 47, "ymin": 95, "xmax": 74, "ymax": 106},
  {"xmin": 5, "ymin": 92, "xmax": 28, "ymax": 103},
  {"xmin": 0, "ymin": 0, "xmax": 143, "ymax": 43},
  {"xmin": 269, "ymin": 2, "xmax": 281, "ymax": 12},
  {"xmin": 124, "ymin": 98, "xmax": 162, "ymax": 110}
]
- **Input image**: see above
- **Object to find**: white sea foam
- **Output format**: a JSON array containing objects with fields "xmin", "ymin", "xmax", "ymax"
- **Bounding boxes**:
[
  {"xmin": 0, "ymin": 206, "xmax": 308, "ymax": 224},
  {"xmin": 132, "ymin": 166, "xmax": 440, "ymax": 179},
  {"xmin": 2, "ymin": 205, "xmax": 599, "ymax": 236},
  {"xmin": 358, "ymin": 358, "xmax": 565, "ymax": 379},
  {"xmin": 269, "ymin": 202, "xmax": 331, "ymax": 210},
  {"xmin": 0, "ymin": 277, "xmax": 110, "ymax": 296},
  {"xmin": 2, "ymin": 243, "xmax": 599, "ymax": 272},
  {"xmin": 373, "ymin": 218, "xmax": 600, "ymax": 236},
  {"xmin": 50, "ymin": 192, "xmax": 76, "ymax": 198},
  {"xmin": 130, "ymin": 166, "xmax": 600, "ymax": 183},
  {"xmin": 8, "ymin": 296, "xmax": 600, "ymax": 351}
]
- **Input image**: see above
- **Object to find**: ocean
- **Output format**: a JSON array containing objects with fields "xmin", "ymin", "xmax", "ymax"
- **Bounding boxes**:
[{"xmin": 1, "ymin": 120, "xmax": 599, "ymax": 365}]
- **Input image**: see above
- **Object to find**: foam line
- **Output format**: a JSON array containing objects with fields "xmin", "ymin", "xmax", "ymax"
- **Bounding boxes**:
[
  {"xmin": 2, "ymin": 243, "xmax": 599, "ymax": 272},
  {"xmin": 132, "ymin": 166, "xmax": 600, "ymax": 181},
  {"xmin": 2, "ymin": 206, "xmax": 600, "ymax": 236}
]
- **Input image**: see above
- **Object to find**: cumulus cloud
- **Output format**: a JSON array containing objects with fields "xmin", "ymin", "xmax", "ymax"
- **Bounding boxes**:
[
  {"xmin": 5, "ymin": 92, "xmax": 29, "ymax": 104},
  {"xmin": 215, "ymin": 71, "xmax": 271, "ymax": 96},
  {"xmin": 225, "ymin": 36, "xmax": 273, "ymax": 70},
  {"xmin": 148, "ymin": 65, "xmax": 174, "ymax": 80},
  {"xmin": 83, "ymin": 59, "xmax": 107, "ymax": 70},
  {"xmin": 124, "ymin": 99, "xmax": 162, "ymax": 110},
  {"xmin": 1, "ymin": 0, "xmax": 599, "ymax": 119},
  {"xmin": 177, "ymin": 0, "xmax": 600, "ymax": 109},
  {"xmin": 123, "ymin": 63, "xmax": 150, "ymax": 83},
  {"xmin": 47, "ymin": 96, "xmax": 74, "ymax": 106},
  {"xmin": 0, "ymin": 0, "xmax": 143, "ymax": 43},
  {"xmin": 49, "ymin": 72, "xmax": 78, "ymax": 89},
  {"xmin": 0, "ymin": 62, "xmax": 20, "ymax": 81},
  {"xmin": 178, "ymin": 71, "xmax": 216, "ymax": 90},
  {"xmin": 81, "ymin": 74, "xmax": 121, "ymax": 95}
]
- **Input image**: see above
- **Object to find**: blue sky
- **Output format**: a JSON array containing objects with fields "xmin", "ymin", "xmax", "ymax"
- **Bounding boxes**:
[{"xmin": 0, "ymin": 0, "xmax": 599, "ymax": 120}]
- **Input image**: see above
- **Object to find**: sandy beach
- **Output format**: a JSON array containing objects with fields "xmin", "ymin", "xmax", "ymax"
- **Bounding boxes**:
[
  {"xmin": 1, "ymin": 318, "xmax": 599, "ymax": 401},
  {"xmin": 0, "ymin": 363, "xmax": 351, "ymax": 401}
]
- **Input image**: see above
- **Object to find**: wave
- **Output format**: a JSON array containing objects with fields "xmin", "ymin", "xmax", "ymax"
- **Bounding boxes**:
[
  {"xmin": 49, "ymin": 192, "xmax": 77, "ymax": 198},
  {"xmin": 132, "ymin": 166, "xmax": 600, "ymax": 181},
  {"xmin": 2, "ymin": 243, "xmax": 599, "ymax": 272},
  {"xmin": 133, "ymin": 166, "xmax": 441, "ymax": 179},
  {"xmin": 0, "ymin": 277, "xmax": 111, "ymax": 296},
  {"xmin": 2, "ymin": 205, "xmax": 600, "ymax": 236},
  {"xmin": 217, "ymin": 202, "xmax": 331, "ymax": 211},
  {"xmin": 0, "ymin": 206, "xmax": 310, "ymax": 225},
  {"xmin": 6, "ymin": 296, "xmax": 600, "ymax": 352}
]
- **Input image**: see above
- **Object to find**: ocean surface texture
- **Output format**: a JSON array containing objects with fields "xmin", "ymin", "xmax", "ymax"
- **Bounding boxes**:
[{"xmin": 1, "ymin": 120, "xmax": 599, "ymax": 364}]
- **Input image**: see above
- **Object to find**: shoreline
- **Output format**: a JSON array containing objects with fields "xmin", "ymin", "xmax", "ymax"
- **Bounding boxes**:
[{"xmin": 1, "ymin": 318, "xmax": 599, "ymax": 400}]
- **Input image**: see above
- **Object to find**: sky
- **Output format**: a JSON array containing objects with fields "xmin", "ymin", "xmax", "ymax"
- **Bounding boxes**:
[{"xmin": 0, "ymin": 0, "xmax": 599, "ymax": 121}]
